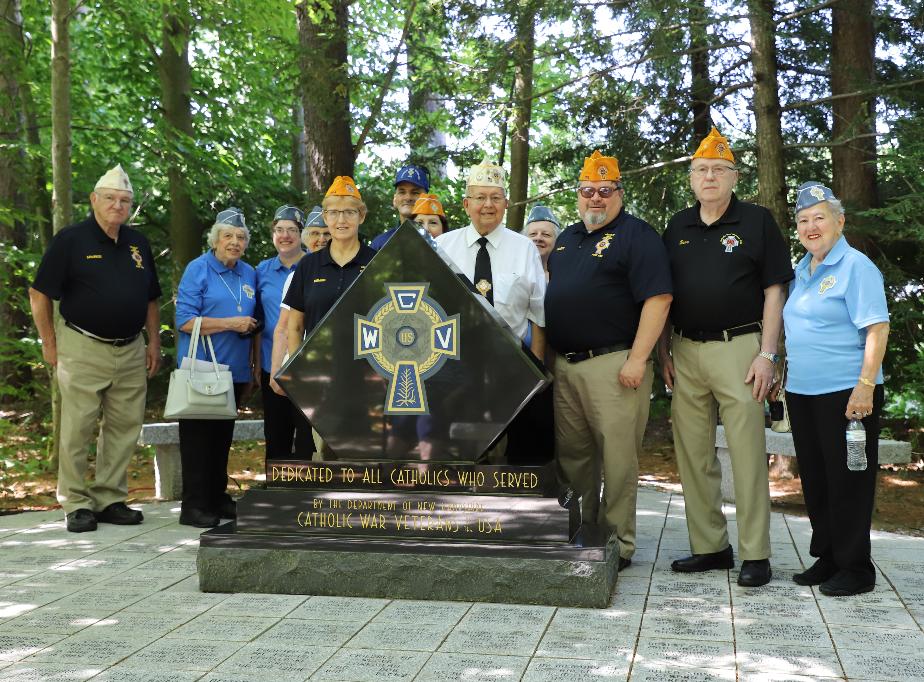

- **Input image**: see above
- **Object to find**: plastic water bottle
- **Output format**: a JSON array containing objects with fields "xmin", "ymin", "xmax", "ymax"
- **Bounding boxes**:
[{"xmin": 846, "ymin": 419, "xmax": 867, "ymax": 471}]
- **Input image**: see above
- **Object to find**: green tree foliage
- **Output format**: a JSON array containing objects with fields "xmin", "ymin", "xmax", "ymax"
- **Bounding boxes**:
[{"xmin": 0, "ymin": 0, "xmax": 920, "ymax": 428}]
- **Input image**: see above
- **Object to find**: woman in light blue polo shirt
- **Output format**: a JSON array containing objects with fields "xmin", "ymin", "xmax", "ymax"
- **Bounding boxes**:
[
  {"xmin": 783, "ymin": 182, "xmax": 889, "ymax": 596},
  {"xmin": 175, "ymin": 208, "xmax": 259, "ymax": 528}
]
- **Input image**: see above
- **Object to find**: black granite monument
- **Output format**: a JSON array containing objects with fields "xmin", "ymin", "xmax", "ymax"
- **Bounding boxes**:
[{"xmin": 197, "ymin": 223, "xmax": 620, "ymax": 607}]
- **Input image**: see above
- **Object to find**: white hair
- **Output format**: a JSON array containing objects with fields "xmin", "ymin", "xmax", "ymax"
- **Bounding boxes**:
[
  {"xmin": 521, "ymin": 221, "xmax": 561, "ymax": 238},
  {"xmin": 207, "ymin": 223, "xmax": 250, "ymax": 249},
  {"xmin": 825, "ymin": 198, "xmax": 845, "ymax": 218}
]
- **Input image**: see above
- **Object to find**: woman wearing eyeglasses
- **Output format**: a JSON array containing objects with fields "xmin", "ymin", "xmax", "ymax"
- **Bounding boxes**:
[
  {"xmin": 283, "ymin": 177, "xmax": 377, "ymax": 353},
  {"xmin": 255, "ymin": 206, "xmax": 314, "ymax": 460},
  {"xmin": 175, "ymin": 208, "xmax": 259, "ymax": 528}
]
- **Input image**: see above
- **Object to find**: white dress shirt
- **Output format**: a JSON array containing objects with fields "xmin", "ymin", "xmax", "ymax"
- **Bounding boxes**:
[{"xmin": 436, "ymin": 224, "xmax": 546, "ymax": 339}]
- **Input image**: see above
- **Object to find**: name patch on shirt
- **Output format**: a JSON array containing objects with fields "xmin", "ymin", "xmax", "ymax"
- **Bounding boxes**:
[
  {"xmin": 555, "ymin": 246, "xmax": 565, "ymax": 251},
  {"xmin": 819, "ymin": 275, "xmax": 836, "ymax": 294},
  {"xmin": 679, "ymin": 239, "xmax": 690, "ymax": 246},
  {"xmin": 313, "ymin": 277, "xmax": 327, "ymax": 283},
  {"xmin": 86, "ymin": 254, "xmax": 102, "ymax": 260}
]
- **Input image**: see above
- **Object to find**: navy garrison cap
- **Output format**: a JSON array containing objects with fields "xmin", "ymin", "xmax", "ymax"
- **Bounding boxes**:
[
  {"xmin": 305, "ymin": 205, "xmax": 325, "ymax": 227},
  {"xmin": 394, "ymin": 164, "xmax": 430, "ymax": 191},
  {"xmin": 525, "ymin": 204, "xmax": 560, "ymax": 228},
  {"xmin": 216, "ymin": 207, "xmax": 246, "ymax": 228},
  {"xmin": 273, "ymin": 205, "xmax": 304, "ymax": 228},
  {"xmin": 795, "ymin": 182, "xmax": 837, "ymax": 213}
]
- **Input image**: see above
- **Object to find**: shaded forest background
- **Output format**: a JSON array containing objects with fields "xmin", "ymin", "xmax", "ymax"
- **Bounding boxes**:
[{"xmin": 0, "ymin": 0, "xmax": 921, "ymax": 456}]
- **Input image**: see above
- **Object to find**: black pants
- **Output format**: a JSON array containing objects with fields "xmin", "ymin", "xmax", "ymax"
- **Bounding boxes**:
[
  {"xmin": 178, "ymin": 383, "xmax": 245, "ymax": 513},
  {"xmin": 260, "ymin": 371, "xmax": 314, "ymax": 459},
  {"xmin": 786, "ymin": 385, "xmax": 884, "ymax": 583}
]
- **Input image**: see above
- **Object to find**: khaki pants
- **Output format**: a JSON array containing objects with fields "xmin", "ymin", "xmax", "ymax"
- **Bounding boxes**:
[
  {"xmin": 553, "ymin": 351, "xmax": 653, "ymax": 559},
  {"xmin": 671, "ymin": 332, "xmax": 770, "ymax": 560},
  {"xmin": 56, "ymin": 324, "xmax": 147, "ymax": 513}
]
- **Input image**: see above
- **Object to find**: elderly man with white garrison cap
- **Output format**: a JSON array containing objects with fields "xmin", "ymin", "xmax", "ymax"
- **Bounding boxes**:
[{"xmin": 29, "ymin": 164, "xmax": 162, "ymax": 533}]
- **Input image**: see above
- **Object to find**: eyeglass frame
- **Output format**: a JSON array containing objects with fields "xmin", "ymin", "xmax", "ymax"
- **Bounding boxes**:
[
  {"xmin": 322, "ymin": 208, "xmax": 361, "ymax": 219},
  {"xmin": 689, "ymin": 164, "xmax": 738, "ymax": 178},
  {"xmin": 577, "ymin": 184, "xmax": 622, "ymax": 199}
]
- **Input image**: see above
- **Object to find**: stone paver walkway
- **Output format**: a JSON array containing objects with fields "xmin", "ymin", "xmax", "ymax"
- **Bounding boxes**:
[{"xmin": 2, "ymin": 486, "xmax": 923, "ymax": 681}]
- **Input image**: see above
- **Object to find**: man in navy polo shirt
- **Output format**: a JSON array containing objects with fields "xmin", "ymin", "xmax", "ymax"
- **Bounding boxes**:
[
  {"xmin": 545, "ymin": 151, "xmax": 672, "ymax": 569},
  {"xmin": 370, "ymin": 163, "xmax": 430, "ymax": 250},
  {"xmin": 29, "ymin": 165, "xmax": 162, "ymax": 533},
  {"xmin": 658, "ymin": 127, "xmax": 793, "ymax": 587}
]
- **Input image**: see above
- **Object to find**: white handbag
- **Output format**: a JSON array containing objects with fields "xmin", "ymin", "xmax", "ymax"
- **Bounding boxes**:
[{"xmin": 164, "ymin": 317, "xmax": 237, "ymax": 420}]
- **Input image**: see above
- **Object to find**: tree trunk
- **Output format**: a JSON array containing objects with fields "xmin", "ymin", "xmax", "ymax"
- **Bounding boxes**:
[
  {"xmin": 158, "ymin": 0, "xmax": 201, "ymax": 278},
  {"xmin": 747, "ymin": 0, "xmax": 789, "ymax": 238},
  {"xmin": 21, "ymin": 82, "xmax": 52, "ymax": 248},
  {"xmin": 51, "ymin": 0, "xmax": 72, "ymax": 231},
  {"xmin": 688, "ymin": 0, "xmax": 713, "ymax": 142},
  {"xmin": 407, "ymin": 9, "xmax": 447, "ymax": 178},
  {"xmin": 506, "ymin": 1, "xmax": 535, "ymax": 233},
  {"xmin": 296, "ymin": 0, "xmax": 353, "ymax": 200},
  {"xmin": 0, "ymin": 0, "xmax": 32, "ymax": 402},
  {"xmin": 831, "ymin": 0, "xmax": 877, "ymax": 212},
  {"xmin": 291, "ymin": 100, "xmax": 308, "ymax": 196},
  {"xmin": 49, "ymin": 0, "xmax": 73, "ymax": 462}
]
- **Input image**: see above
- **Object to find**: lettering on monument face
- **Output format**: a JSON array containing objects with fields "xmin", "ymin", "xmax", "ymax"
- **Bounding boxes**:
[
  {"xmin": 268, "ymin": 461, "xmax": 544, "ymax": 494},
  {"xmin": 236, "ymin": 488, "xmax": 569, "ymax": 543}
]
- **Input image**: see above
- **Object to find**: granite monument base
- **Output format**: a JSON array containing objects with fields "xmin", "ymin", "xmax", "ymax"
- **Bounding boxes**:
[{"xmin": 198, "ymin": 526, "xmax": 620, "ymax": 608}]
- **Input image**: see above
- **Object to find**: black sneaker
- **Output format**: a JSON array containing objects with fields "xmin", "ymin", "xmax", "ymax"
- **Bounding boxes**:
[
  {"xmin": 793, "ymin": 558, "xmax": 837, "ymax": 586},
  {"xmin": 215, "ymin": 498, "xmax": 237, "ymax": 519},
  {"xmin": 66, "ymin": 509, "xmax": 98, "ymax": 533},
  {"xmin": 179, "ymin": 507, "xmax": 220, "ymax": 528},
  {"xmin": 819, "ymin": 570, "xmax": 875, "ymax": 597},
  {"xmin": 95, "ymin": 502, "xmax": 143, "ymax": 525}
]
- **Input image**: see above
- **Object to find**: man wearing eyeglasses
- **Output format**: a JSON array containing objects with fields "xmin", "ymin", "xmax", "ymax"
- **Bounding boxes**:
[
  {"xmin": 545, "ymin": 151, "xmax": 672, "ymax": 570},
  {"xmin": 29, "ymin": 165, "xmax": 162, "ymax": 533},
  {"xmin": 658, "ymin": 127, "xmax": 793, "ymax": 587},
  {"xmin": 436, "ymin": 157, "xmax": 547, "ymax": 357}
]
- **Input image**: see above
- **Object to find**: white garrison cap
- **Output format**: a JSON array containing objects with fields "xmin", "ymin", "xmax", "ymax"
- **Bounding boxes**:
[
  {"xmin": 94, "ymin": 164, "xmax": 133, "ymax": 194},
  {"xmin": 465, "ymin": 156, "xmax": 506, "ymax": 189}
]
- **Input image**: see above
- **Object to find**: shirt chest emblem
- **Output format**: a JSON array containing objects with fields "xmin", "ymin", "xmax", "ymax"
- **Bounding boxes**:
[
  {"xmin": 86, "ymin": 254, "xmax": 103, "ymax": 260},
  {"xmin": 129, "ymin": 245, "xmax": 144, "ymax": 269},
  {"xmin": 313, "ymin": 277, "xmax": 327, "ymax": 283},
  {"xmin": 721, "ymin": 233, "xmax": 742, "ymax": 253},
  {"xmin": 678, "ymin": 239, "xmax": 690, "ymax": 246},
  {"xmin": 818, "ymin": 274, "xmax": 836, "ymax": 295},
  {"xmin": 555, "ymin": 245, "xmax": 565, "ymax": 252},
  {"xmin": 592, "ymin": 233, "xmax": 614, "ymax": 258},
  {"xmin": 242, "ymin": 284, "xmax": 255, "ymax": 299}
]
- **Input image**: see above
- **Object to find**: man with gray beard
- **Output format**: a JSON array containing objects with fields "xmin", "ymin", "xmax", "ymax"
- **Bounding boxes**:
[{"xmin": 544, "ymin": 151, "xmax": 672, "ymax": 569}]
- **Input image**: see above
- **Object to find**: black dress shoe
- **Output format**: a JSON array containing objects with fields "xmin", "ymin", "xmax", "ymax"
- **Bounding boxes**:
[
  {"xmin": 179, "ymin": 507, "xmax": 220, "ymax": 528},
  {"xmin": 215, "ymin": 498, "xmax": 237, "ymax": 519},
  {"xmin": 737, "ymin": 559, "xmax": 772, "ymax": 587},
  {"xmin": 819, "ymin": 570, "xmax": 875, "ymax": 597},
  {"xmin": 95, "ymin": 502, "xmax": 143, "ymax": 525},
  {"xmin": 66, "ymin": 509, "xmax": 97, "ymax": 533},
  {"xmin": 618, "ymin": 557, "xmax": 632, "ymax": 572},
  {"xmin": 793, "ymin": 558, "xmax": 838, "ymax": 586},
  {"xmin": 671, "ymin": 545, "xmax": 734, "ymax": 573}
]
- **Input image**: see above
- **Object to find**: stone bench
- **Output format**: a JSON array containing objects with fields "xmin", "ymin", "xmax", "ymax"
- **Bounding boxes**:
[
  {"xmin": 138, "ymin": 420, "xmax": 265, "ymax": 500},
  {"xmin": 716, "ymin": 425, "xmax": 913, "ymax": 503}
]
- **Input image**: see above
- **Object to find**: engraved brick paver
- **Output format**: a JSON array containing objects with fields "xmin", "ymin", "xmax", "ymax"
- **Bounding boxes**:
[{"xmin": 0, "ymin": 492, "xmax": 920, "ymax": 680}]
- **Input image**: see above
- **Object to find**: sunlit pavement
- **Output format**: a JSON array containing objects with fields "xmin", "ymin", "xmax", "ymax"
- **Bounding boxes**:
[{"xmin": 1, "ymin": 486, "xmax": 923, "ymax": 681}]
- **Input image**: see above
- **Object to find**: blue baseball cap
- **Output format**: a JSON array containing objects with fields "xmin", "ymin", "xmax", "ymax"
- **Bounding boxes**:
[
  {"xmin": 525, "ymin": 204, "xmax": 560, "ymax": 229},
  {"xmin": 394, "ymin": 164, "xmax": 430, "ymax": 192},
  {"xmin": 795, "ymin": 182, "xmax": 837, "ymax": 213}
]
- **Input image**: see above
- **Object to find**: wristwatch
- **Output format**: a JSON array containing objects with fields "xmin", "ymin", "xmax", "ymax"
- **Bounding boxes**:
[{"xmin": 758, "ymin": 351, "xmax": 780, "ymax": 364}]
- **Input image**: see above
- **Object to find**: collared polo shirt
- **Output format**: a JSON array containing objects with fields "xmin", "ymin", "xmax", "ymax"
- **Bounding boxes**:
[
  {"xmin": 784, "ymin": 236, "xmax": 888, "ymax": 395},
  {"xmin": 435, "ymin": 223, "xmax": 546, "ymax": 339},
  {"xmin": 175, "ymin": 251, "xmax": 258, "ymax": 382},
  {"xmin": 256, "ymin": 253, "xmax": 304, "ymax": 369},
  {"xmin": 663, "ymin": 194, "xmax": 793, "ymax": 332},
  {"xmin": 32, "ymin": 215, "xmax": 161, "ymax": 339},
  {"xmin": 283, "ymin": 244, "xmax": 377, "ymax": 334},
  {"xmin": 370, "ymin": 225, "xmax": 399, "ymax": 251},
  {"xmin": 545, "ymin": 210, "xmax": 672, "ymax": 353}
]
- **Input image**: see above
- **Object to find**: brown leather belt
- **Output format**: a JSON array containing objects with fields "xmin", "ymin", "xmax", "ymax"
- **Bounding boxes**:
[{"xmin": 563, "ymin": 343, "xmax": 631, "ymax": 364}]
